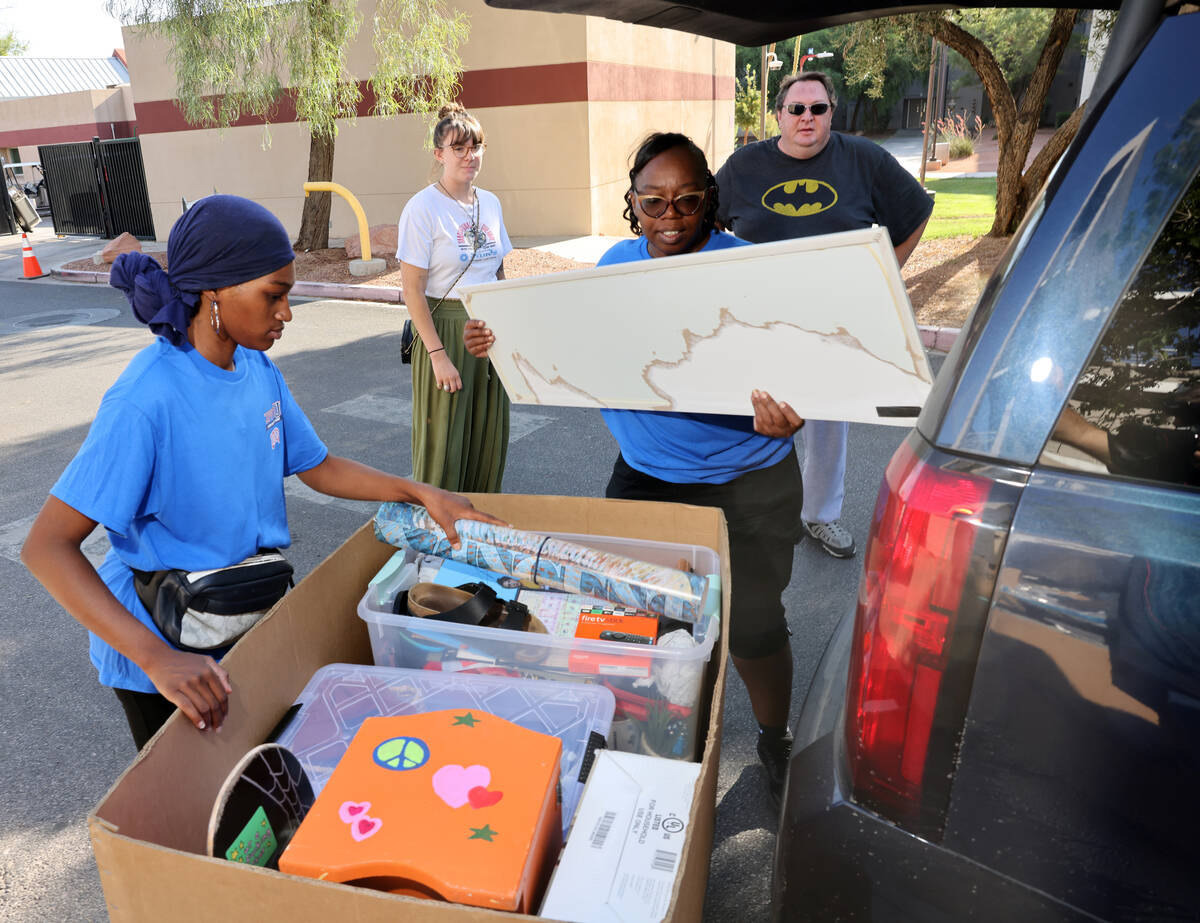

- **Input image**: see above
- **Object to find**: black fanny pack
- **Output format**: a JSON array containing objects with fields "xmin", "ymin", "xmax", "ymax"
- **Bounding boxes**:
[{"xmin": 132, "ymin": 550, "xmax": 294, "ymax": 653}]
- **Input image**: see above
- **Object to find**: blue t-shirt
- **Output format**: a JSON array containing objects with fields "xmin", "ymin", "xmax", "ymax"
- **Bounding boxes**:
[
  {"xmin": 597, "ymin": 231, "xmax": 792, "ymax": 485},
  {"xmin": 51, "ymin": 338, "xmax": 328, "ymax": 691}
]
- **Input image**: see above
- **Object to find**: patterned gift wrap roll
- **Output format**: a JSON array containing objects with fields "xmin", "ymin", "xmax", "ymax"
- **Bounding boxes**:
[{"xmin": 374, "ymin": 502, "xmax": 707, "ymax": 623}]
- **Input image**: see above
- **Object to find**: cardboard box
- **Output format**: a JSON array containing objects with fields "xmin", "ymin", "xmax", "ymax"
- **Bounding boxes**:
[
  {"xmin": 88, "ymin": 495, "xmax": 730, "ymax": 921},
  {"xmin": 538, "ymin": 751, "xmax": 702, "ymax": 922}
]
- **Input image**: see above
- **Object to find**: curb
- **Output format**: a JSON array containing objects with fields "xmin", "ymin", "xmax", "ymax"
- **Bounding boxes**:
[
  {"xmin": 52, "ymin": 267, "xmax": 406, "ymax": 304},
  {"xmin": 917, "ymin": 325, "xmax": 960, "ymax": 353},
  {"xmin": 51, "ymin": 267, "xmax": 962, "ymax": 352}
]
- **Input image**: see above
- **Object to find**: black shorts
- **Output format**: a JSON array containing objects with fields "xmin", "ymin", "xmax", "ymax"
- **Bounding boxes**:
[
  {"xmin": 605, "ymin": 449, "xmax": 804, "ymax": 659},
  {"xmin": 113, "ymin": 687, "xmax": 176, "ymax": 751}
]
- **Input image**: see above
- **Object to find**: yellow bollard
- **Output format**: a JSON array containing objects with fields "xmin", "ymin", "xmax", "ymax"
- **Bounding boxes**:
[{"xmin": 303, "ymin": 181, "xmax": 374, "ymax": 261}]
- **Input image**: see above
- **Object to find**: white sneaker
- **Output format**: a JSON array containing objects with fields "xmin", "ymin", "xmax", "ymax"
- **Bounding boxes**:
[{"xmin": 802, "ymin": 519, "xmax": 857, "ymax": 558}]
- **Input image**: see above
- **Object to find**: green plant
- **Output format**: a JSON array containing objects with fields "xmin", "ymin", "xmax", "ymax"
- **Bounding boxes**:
[
  {"xmin": 936, "ymin": 113, "xmax": 984, "ymax": 160},
  {"xmin": 640, "ymin": 701, "xmax": 688, "ymax": 757},
  {"xmin": 733, "ymin": 63, "xmax": 778, "ymax": 144}
]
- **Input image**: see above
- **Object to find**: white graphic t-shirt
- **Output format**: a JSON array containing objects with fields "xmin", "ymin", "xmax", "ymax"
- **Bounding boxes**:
[{"xmin": 395, "ymin": 184, "xmax": 512, "ymax": 299}]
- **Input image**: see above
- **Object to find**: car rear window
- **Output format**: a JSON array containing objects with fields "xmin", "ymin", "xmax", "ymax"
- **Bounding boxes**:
[{"xmin": 1041, "ymin": 170, "xmax": 1200, "ymax": 488}]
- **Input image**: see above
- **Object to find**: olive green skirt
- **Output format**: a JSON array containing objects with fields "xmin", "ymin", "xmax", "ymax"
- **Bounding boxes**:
[{"xmin": 409, "ymin": 299, "xmax": 510, "ymax": 492}]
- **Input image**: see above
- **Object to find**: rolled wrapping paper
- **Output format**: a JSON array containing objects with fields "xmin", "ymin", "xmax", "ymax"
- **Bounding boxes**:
[{"xmin": 374, "ymin": 502, "xmax": 708, "ymax": 623}]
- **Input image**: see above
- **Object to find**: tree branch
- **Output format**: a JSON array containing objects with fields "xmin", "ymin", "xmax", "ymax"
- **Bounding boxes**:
[
  {"xmin": 1022, "ymin": 103, "xmax": 1085, "ymax": 196},
  {"xmin": 1017, "ymin": 10, "xmax": 1082, "ymax": 127},
  {"xmin": 917, "ymin": 14, "xmax": 1016, "ymax": 137}
]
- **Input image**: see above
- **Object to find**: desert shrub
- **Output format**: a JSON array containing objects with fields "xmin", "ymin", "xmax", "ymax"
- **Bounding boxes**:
[
  {"xmin": 949, "ymin": 136, "xmax": 976, "ymax": 159},
  {"xmin": 937, "ymin": 112, "xmax": 984, "ymax": 161}
]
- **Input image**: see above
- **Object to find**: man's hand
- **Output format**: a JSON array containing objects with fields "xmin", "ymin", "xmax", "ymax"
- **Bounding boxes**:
[{"xmin": 752, "ymin": 389, "xmax": 805, "ymax": 438}]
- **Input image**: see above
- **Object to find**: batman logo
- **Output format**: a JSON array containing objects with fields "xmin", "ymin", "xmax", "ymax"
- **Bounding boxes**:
[{"xmin": 761, "ymin": 179, "xmax": 838, "ymax": 217}]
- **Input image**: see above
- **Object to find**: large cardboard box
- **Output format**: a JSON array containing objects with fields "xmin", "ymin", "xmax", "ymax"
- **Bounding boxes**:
[{"xmin": 88, "ymin": 495, "xmax": 730, "ymax": 921}]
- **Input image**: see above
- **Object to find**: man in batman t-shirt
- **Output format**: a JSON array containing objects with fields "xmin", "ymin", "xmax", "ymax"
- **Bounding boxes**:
[{"xmin": 715, "ymin": 71, "xmax": 932, "ymax": 560}]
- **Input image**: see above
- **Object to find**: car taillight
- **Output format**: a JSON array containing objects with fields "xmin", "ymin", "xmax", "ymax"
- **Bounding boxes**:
[{"xmin": 845, "ymin": 436, "xmax": 993, "ymax": 825}]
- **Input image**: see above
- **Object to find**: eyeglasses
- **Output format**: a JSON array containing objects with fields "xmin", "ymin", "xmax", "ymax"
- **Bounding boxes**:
[
  {"xmin": 784, "ymin": 102, "xmax": 831, "ymax": 117},
  {"xmin": 631, "ymin": 188, "xmax": 708, "ymax": 218},
  {"xmin": 442, "ymin": 142, "xmax": 486, "ymax": 159}
]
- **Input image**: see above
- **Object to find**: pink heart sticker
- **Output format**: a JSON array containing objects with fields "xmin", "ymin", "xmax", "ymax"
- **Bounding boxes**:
[
  {"xmin": 338, "ymin": 801, "xmax": 371, "ymax": 823},
  {"xmin": 432, "ymin": 764, "xmax": 492, "ymax": 809},
  {"xmin": 468, "ymin": 785, "xmax": 503, "ymax": 809},
  {"xmin": 351, "ymin": 815, "xmax": 382, "ymax": 842}
]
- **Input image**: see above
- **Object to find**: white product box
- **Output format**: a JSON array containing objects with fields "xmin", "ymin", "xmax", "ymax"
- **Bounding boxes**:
[{"xmin": 539, "ymin": 751, "xmax": 702, "ymax": 922}]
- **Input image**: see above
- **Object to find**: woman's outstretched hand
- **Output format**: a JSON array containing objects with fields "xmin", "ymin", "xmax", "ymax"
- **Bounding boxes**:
[
  {"xmin": 752, "ymin": 389, "xmax": 805, "ymax": 438},
  {"xmin": 143, "ymin": 647, "xmax": 233, "ymax": 733},
  {"xmin": 416, "ymin": 484, "xmax": 508, "ymax": 549},
  {"xmin": 463, "ymin": 319, "xmax": 494, "ymax": 359}
]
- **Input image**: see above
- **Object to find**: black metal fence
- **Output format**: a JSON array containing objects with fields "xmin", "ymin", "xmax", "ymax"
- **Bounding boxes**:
[
  {"xmin": 1, "ymin": 179, "xmax": 17, "ymax": 236},
  {"xmin": 1, "ymin": 153, "xmax": 18, "ymax": 236},
  {"xmin": 38, "ymin": 137, "xmax": 155, "ymax": 240}
]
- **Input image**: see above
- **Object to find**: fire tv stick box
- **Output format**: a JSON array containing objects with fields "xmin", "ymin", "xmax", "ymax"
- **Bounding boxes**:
[{"xmin": 538, "ymin": 751, "xmax": 701, "ymax": 922}]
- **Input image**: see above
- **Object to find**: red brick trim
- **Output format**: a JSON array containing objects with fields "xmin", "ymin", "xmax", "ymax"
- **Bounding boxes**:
[
  {"xmin": 131, "ymin": 61, "xmax": 733, "ymax": 134},
  {"xmin": 0, "ymin": 121, "xmax": 138, "ymax": 148}
]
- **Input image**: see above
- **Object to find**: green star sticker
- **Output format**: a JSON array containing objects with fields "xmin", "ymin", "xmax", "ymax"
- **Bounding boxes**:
[
  {"xmin": 468, "ymin": 824, "xmax": 498, "ymax": 842},
  {"xmin": 452, "ymin": 712, "xmax": 481, "ymax": 727}
]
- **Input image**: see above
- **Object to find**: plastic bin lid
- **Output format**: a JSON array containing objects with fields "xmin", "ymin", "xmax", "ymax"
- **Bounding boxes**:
[{"xmin": 275, "ymin": 664, "xmax": 616, "ymax": 837}]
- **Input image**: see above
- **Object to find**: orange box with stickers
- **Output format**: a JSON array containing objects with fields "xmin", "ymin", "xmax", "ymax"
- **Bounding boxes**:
[{"xmin": 279, "ymin": 710, "xmax": 562, "ymax": 913}]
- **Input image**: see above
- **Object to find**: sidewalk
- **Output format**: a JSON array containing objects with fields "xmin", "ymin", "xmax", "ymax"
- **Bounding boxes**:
[
  {"xmin": 3, "ymin": 181, "xmax": 967, "ymax": 353},
  {"xmin": 877, "ymin": 127, "xmax": 1057, "ymax": 179}
]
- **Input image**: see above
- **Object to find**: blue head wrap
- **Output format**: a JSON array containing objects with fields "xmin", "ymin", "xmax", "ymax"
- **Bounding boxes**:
[{"xmin": 110, "ymin": 195, "xmax": 295, "ymax": 346}]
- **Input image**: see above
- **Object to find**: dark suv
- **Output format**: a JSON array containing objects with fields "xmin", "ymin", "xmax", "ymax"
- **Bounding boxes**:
[
  {"xmin": 770, "ymin": 4, "xmax": 1200, "ymax": 919},
  {"xmin": 492, "ymin": 1, "xmax": 1199, "ymax": 918}
]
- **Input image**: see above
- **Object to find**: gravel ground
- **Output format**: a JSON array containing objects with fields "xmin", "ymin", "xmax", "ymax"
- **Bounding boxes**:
[
  {"xmin": 901, "ymin": 235, "xmax": 1010, "ymax": 328},
  {"xmin": 65, "ymin": 235, "xmax": 1009, "ymax": 329}
]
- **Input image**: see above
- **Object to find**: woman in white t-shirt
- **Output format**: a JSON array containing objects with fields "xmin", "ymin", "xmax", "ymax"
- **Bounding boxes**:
[{"xmin": 396, "ymin": 103, "xmax": 513, "ymax": 491}]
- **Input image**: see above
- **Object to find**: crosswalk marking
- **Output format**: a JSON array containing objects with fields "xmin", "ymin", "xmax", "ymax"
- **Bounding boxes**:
[
  {"xmin": 283, "ymin": 478, "xmax": 377, "ymax": 516},
  {"xmin": 320, "ymin": 393, "xmax": 556, "ymax": 443},
  {"xmin": 0, "ymin": 513, "xmax": 111, "ymax": 567},
  {"xmin": 1, "ymin": 395, "xmax": 555, "ymax": 565}
]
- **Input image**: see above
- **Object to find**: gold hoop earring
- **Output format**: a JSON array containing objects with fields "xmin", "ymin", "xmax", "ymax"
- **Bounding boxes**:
[{"xmin": 210, "ymin": 300, "xmax": 221, "ymax": 336}]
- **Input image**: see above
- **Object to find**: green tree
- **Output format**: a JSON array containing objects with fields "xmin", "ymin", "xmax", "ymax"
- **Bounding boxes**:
[
  {"xmin": 947, "ymin": 9, "xmax": 1064, "ymax": 100},
  {"xmin": 845, "ymin": 10, "xmax": 1085, "ymax": 236},
  {"xmin": 733, "ymin": 62, "xmax": 762, "ymax": 143},
  {"xmin": 737, "ymin": 26, "xmax": 915, "ymax": 135},
  {"xmin": 733, "ymin": 62, "xmax": 777, "ymax": 144},
  {"xmin": 109, "ymin": 0, "xmax": 468, "ymax": 250},
  {"xmin": 1, "ymin": 29, "xmax": 28, "ymax": 55},
  {"xmin": 839, "ymin": 24, "xmax": 927, "ymax": 133}
]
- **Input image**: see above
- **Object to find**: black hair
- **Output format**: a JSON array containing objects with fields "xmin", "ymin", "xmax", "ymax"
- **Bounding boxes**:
[{"xmin": 622, "ymin": 132, "xmax": 719, "ymax": 238}]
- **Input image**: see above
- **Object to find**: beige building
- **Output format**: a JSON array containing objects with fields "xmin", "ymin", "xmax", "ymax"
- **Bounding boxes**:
[
  {"xmin": 122, "ymin": 0, "xmax": 734, "ymax": 241},
  {"xmin": 0, "ymin": 53, "xmax": 136, "ymax": 173}
]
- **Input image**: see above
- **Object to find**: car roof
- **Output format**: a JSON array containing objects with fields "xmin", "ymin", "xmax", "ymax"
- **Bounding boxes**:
[{"xmin": 481, "ymin": 0, "xmax": 1119, "ymax": 45}]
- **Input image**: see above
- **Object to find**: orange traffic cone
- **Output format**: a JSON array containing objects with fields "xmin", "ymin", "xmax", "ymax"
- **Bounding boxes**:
[{"xmin": 21, "ymin": 233, "xmax": 48, "ymax": 279}]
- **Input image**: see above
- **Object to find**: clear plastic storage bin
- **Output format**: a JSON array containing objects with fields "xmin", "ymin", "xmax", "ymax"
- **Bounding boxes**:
[
  {"xmin": 275, "ymin": 664, "xmax": 615, "ymax": 836},
  {"xmin": 358, "ymin": 534, "xmax": 721, "ymax": 761}
]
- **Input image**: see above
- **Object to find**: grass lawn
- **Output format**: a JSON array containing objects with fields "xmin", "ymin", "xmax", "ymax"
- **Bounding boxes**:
[{"xmin": 923, "ymin": 177, "xmax": 997, "ymax": 239}]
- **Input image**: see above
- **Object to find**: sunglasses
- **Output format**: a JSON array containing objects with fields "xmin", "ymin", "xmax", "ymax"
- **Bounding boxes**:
[
  {"xmin": 632, "ymin": 188, "xmax": 708, "ymax": 218},
  {"xmin": 784, "ymin": 102, "xmax": 831, "ymax": 116}
]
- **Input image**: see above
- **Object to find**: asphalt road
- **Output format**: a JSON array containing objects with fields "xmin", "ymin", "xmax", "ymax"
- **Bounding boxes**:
[{"xmin": 0, "ymin": 278, "xmax": 912, "ymax": 921}]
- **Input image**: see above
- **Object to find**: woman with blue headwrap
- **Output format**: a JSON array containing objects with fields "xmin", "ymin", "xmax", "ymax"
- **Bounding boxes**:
[{"xmin": 21, "ymin": 195, "xmax": 502, "ymax": 749}]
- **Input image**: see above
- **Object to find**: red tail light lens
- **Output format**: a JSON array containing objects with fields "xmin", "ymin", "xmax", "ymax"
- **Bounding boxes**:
[{"xmin": 845, "ymin": 437, "xmax": 993, "ymax": 820}]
